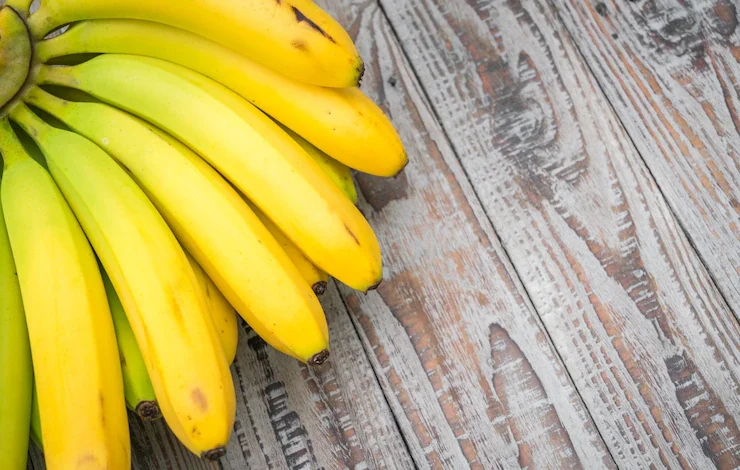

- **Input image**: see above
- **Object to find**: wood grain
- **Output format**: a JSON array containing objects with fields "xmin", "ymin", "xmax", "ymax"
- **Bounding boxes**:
[
  {"xmin": 319, "ymin": 1, "xmax": 616, "ymax": 468},
  {"xmin": 552, "ymin": 0, "xmax": 740, "ymax": 321},
  {"xmin": 372, "ymin": 0, "xmax": 740, "ymax": 468}
]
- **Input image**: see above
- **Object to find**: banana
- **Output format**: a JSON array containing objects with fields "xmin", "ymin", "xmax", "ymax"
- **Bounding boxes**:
[
  {"xmin": 0, "ymin": 133, "xmax": 33, "ymax": 470},
  {"xmin": 38, "ymin": 55, "xmax": 383, "ymax": 292},
  {"xmin": 102, "ymin": 269, "xmax": 161, "ymax": 421},
  {"xmin": 278, "ymin": 123, "xmax": 358, "ymax": 205},
  {"xmin": 0, "ymin": 6, "xmax": 31, "ymax": 110},
  {"xmin": 246, "ymin": 199, "xmax": 330, "ymax": 296},
  {"xmin": 35, "ymin": 19, "xmax": 406, "ymax": 176},
  {"xmin": 26, "ymin": 86, "xmax": 330, "ymax": 364},
  {"xmin": 9, "ymin": 103, "xmax": 235, "ymax": 460},
  {"xmin": 28, "ymin": 0, "xmax": 361, "ymax": 88},
  {"xmin": 0, "ymin": 116, "xmax": 130, "ymax": 469},
  {"xmin": 30, "ymin": 382, "xmax": 41, "ymax": 450},
  {"xmin": 185, "ymin": 252, "xmax": 239, "ymax": 365}
]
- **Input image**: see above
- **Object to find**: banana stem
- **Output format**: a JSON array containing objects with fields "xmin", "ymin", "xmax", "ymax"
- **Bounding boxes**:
[
  {"xmin": 0, "ymin": 118, "xmax": 28, "ymax": 168},
  {"xmin": 33, "ymin": 28, "xmax": 73, "ymax": 63},
  {"xmin": 24, "ymin": 86, "xmax": 66, "ymax": 115},
  {"xmin": 9, "ymin": 102, "xmax": 49, "ymax": 142},
  {"xmin": 35, "ymin": 65, "xmax": 77, "ymax": 88}
]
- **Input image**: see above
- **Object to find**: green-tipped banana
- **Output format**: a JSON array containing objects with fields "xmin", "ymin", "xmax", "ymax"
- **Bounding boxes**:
[
  {"xmin": 30, "ymin": 382, "xmax": 41, "ymax": 450},
  {"xmin": 26, "ymin": 86, "xmax": 329, "ymax": 363},
  {"xmin": 9, "ymin": 103, "xmax": 235, "ymax": 459},
  {"xmin": 102, "ymin": 270, "xmax": 160, "ymax": 421},
  {"xmin": 37, "ymin": 55, "xmax": 383, "ymax": 292},
  {"xmin": 277, "ymin": 123, "xmax": 358, "ymax": 205},
  {"xmin": 0, "ymin": 125, "xmax": 33, "ymax": 470},
  {"xmin": 0, "ymin": 116, "xmax": 130, "ymax": 469}
]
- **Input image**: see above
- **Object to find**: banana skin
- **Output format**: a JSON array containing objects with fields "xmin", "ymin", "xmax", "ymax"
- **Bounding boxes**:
[
  {"xmin": 28, "ymin": 0, "xmax": 362, "ymax": 87},
  {"xmin": 38, "ymin": 55, "xmax": 383, "ymax": 293},
  {"xmin": 36, "ymin": 19, "xmax": 406, "ymax": 176}
]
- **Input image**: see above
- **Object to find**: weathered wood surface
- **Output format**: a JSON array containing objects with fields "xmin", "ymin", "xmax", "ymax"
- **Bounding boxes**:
[
  {"xmin": 552, "ymin": 0, "xmax": 740, "ymax": 320},
  {"xmin": 325, "ymin": 1, "xmax": 616, "ymax": 468},
  {"xmin": 374, "ymin": 0, "xmax": 740, "ymax": 468}
]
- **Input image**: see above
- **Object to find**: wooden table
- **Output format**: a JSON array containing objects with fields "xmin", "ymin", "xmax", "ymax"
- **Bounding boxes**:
[{"xmin": 25, "ymin": 0, "xmax": 740, "ymax": 468}]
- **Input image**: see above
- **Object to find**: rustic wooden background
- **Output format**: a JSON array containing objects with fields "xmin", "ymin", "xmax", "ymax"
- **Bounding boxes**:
[{"xmin": 21, "ymin": 0, "xmax": 739, "ymax": 468}]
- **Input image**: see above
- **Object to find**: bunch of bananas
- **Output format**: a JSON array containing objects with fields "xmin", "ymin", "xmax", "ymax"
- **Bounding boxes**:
[{"xmin": 0, "ymin": 0, "xmax": 405, "ymax": 467}]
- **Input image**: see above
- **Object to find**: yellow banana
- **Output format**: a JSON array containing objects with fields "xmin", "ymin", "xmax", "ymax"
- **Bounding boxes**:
[
  {"xmin": 28, "ymin": 0, "xmax": 361, "ymax": 88},
  {"xmin": 102, "ymin": 270, "xmax": 161, "ymax": 420},
  {"xmin": 185, "ymin": 252, "xmax": 239, "ymax": 365},
  {"xmin": 0, "ymin": 6, "xmax": 31, "ymax": 111},
  {"xmin": 0, "ymin": 133, "xmax": 33, "ymax": 470},
  {"xmin": 246, "ymin": 199, "xmax": 330, "ymax": 296},
  {"xmin": 278, "ymin": 123, "xmax": 358, "ymax": 204},
  {"xmin": 10, "ymin": 103, "xmax": 235, "ymax": 460},
  {"xmin": 38, "ymin": 55, "xmax": 383, "ymax": 292},
  {"xmin": 35, "ymin": 19, "xmax": 406, "ymax": 176},
  {"xmin": 0, "ymin": 116, "xmax": 130, "ymax": 469},
  {"xmin": 26, "ymin": 86, "xmax": 330, "ymax": 364}
]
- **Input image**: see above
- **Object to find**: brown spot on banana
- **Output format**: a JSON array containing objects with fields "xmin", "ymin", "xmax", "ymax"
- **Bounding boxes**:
[
  {"xmin": 291, "ymin": 6, "xmax": 336, "ymax": 44},
  {"xmin": 292, "ymin": 39, "xmax": 307, "ymax": 51},
  {"xmin": 344, "ymin": 223, "xmax": 360, "ymax": 246},
  {"xmin": 191, "ymin": 387, "xmax": 208, "ymax": 412}
]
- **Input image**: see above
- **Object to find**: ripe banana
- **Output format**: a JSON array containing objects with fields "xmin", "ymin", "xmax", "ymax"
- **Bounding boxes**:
[
  {"xmin": 38, "ymin": 55, "xmax": 383, "ymax": 292},
  {"xmin": 26, "ymin": 86, "xmax": 330, "ymax": 364},
  {"xmin": 102, "ymin": 270, "xmax": 161, "ymax": 421},
  {"xmin": 35, "ymin": 19, "xmax": 406, "ymax": 176},
  {"xmin": 246, "ymin": 199, "xmax": 330, "ymax": 296},
  {"xmin": 0, "ymin": 6, "xmax": 31, "ymax": 110},
  {"xmin": 9, "ymin": 103, "xmax": 235, "ymax": 460},
  {"xmin": 28, "ymin": 0, "xmax": 361, "ymax": 88},
  {"xmin": 278, "ymin": 123, "xmax": 358, "ymax": 205},
  {"xmin": 185, "ymin": 252, "xmax": 239, "ymax": 365},
  {"xmin": 0, "ymin": 116, "xmax": 130, "ymax": 469},
  {"xmin": 0, "ymin": 141, "xmax": 33, "ymax": 470}
]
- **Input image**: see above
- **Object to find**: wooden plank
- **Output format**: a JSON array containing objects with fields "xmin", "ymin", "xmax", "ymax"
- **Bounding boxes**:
[
  {"xmin": 551, "ymin": 0, "xmax": 740, "ymax": 320},
  {"xmin": 372, "ymin": 0, "xmax": 740, "ymax": 468},
  {"xmin": 318, "ymin": 1, "xmax": 617, "ymax": 469}
]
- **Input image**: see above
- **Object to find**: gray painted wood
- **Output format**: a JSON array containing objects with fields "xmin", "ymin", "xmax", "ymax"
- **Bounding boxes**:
[
  {"xmin": 320, "ymin": 1, "xmax": 616, "ymax": 469},
  {"xmin": 373, "ymin": 0, "xmax": 740, "ymax": 468},
  {"xmin": 552, "ymin": 0, "xmax": 740, "ymax": 321}
]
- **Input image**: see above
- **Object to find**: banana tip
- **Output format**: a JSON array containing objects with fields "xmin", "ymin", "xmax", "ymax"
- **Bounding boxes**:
[
  {"xmin": 356, "ymin": 60, "xmax": 365, "ymax": 87},
  {"xmin": 312, "ymin": 281, "xmax": 328, "ymax": 296},
  {"xmin": 202, "ymin": 446, "xmax": 227, "ymax": 461},
  {"xmin": 308, "ymin": 349, "xmax": 330, "ymax": 366},
  {"xmin": 363, "ymin": 278, "xmax": 383, "ymax": 295},
  {"xmin": 135, "ymin": 401, "xmax": 162, "ymax": 421}
]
